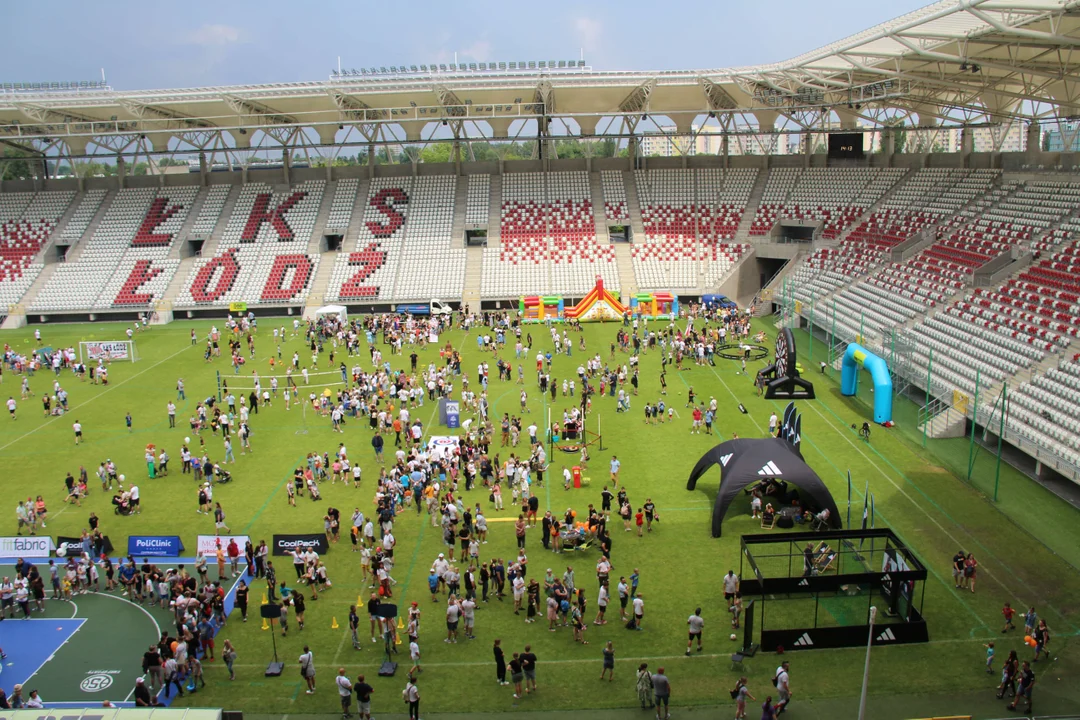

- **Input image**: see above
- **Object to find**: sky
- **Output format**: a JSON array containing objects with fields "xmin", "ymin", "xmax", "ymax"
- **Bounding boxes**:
[{"xmin": 1, "ymin": 0, "xmax": 934, "ymax": 91}]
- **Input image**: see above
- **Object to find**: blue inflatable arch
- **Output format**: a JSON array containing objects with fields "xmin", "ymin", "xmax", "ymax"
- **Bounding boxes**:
[{"xmin": 840, "ymin": 343, "xmax": 893, "ymax": 424}]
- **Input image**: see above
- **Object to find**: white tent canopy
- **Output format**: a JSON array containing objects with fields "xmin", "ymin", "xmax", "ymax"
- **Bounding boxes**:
[{"xmin": 314, "ymin": 305, "xmax": 347, "ymax": 321}]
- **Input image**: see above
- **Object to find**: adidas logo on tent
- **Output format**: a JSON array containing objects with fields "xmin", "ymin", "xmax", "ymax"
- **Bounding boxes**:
[
  {"xmin": 719, "ymin": 453, "xmax": 733, "ymax": 467},
  {"xmin": 876, "ymin": 627, "xmax": 897, "ymax": 642},
  {"xmin": 797, "ymin": 578, "xmax": 809, "ymax": 587},
  {"xmin": 757, "ymin": 460, "xmax": 783, "ymax": 476},
  {"xmin": 793, "ymin": 632, "xmax": 814, "ymax": 647}
]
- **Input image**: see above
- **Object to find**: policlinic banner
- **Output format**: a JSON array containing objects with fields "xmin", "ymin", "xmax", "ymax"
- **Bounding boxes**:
[
  {"xmin": 196, "ymin": 534, "xmax": 251, "ymax": 556},
  {"xmin": 0, "ymin": 535, "xmax": 56, "ymax": 558},
  {"xmin": 271, "ymin": 534, "xmax": 329, "ymax": 556},
  {"xmin": 127, "ymin": 535, "xmax": 184, "ymax": 557}
]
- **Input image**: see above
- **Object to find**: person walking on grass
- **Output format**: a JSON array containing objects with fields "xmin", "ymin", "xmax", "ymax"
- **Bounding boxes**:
[
  {"xmin": 733, "ymin": 677, "xmax": 755, "ymax": 720},
  {"xmin": 774, "ymin": 660, "xmax": 791, "ymax": 714},
  {"xmin": 651, "ymin": 666, "xmax": 671, "ymax": 720},
  {"xmin": 686, "ymin": 607, "xmax": 704, "ymax": 655},
  {"xmin": 1002, "ymin": 602, "xmax": 1016, "ymax": 633},
  {"xmin": 636, "ymin": 662, "xmax": 654, "ymax": 709},
  {"xmin": 493, "ymin": 638, "xmax": 508, "ymax": 685},
  {"xmin": 952, "ymin": 549, "xmax": 966, "ymax": 589},
  {"xmin": 223, "ymin": 639, "xmax": 237, "ymax": 681},
  {"xmin": 354, "ymin": 675, "xmax": 374, "ymax": 720},
  {"xmin": 402, "ymin": 675, "xmax": 420, "ymax": 720},
  {"xmin": 984, "ymin": 641, "xmax": 995, "ymax": 674},
  {"xmin": 521, "ymin": 644, "xmax": 538, "ymax": 694},
  {"xmin": 1007, "ymin": 661, "xmax": 1035, "ymax": 713},
  {"xmin": 214, "ymin": 503, "xmax": 231, "ymax": 535},
  {"xmin": 509, "ymin": 652, "xmax": 524, "ymax": 699},
  {"xmin": 299, "ymin": 646, "xmax": 316, "ymax": 694},
  {"xmin": 600, "ymin": 640, "xmax": 615, "ymax": 681},
  {"xmin": 1032, "ymin": 619, "xmax": 1051, "ymax": 662},
  {"xmin": 335, "ymin": 668, "xmax": 353, "ymax": 718}
]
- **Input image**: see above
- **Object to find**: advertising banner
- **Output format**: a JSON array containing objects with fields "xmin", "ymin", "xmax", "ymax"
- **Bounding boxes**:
[
  {"xmin": 127, "ymin": 535, "xmax": 184, "ymax": 557},
  {"xmin": 0, "ymin": 535, "xmax": 56, "ymax": 557},
  {"xmin": 197, "ymin": 534, "xmax": 250, "ymax": 556},
  {"xmin": 272, "ymin": 534, "xmax": 329, "ymax": 556},
  {"xmin": 83, "ymin": 341, "xmax": 131, "ymax": 361}
]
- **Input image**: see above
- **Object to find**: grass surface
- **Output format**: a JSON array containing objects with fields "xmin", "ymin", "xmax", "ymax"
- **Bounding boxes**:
[{"xmin": 1, "ymin": 317, "xmax": 1078, "ymax": 716}]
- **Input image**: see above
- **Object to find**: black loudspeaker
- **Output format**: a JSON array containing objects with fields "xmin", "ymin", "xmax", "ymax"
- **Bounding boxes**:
[{"xmin": 261, "ymin": 604, "xmax": 285, "ymax": 676}]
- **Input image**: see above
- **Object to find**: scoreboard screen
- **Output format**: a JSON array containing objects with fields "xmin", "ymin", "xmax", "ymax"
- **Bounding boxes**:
[{"xmin": 828, "ymin": 133, "xmax": 864, "ymax": 159}]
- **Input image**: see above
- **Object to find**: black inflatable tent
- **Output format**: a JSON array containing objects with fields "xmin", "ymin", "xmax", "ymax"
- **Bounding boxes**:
[{"xmin": 686, "ymin": 437, "xmax": 842, "ymax": 537}]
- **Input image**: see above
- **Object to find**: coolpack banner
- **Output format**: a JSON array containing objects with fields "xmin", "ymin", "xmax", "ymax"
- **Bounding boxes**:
[
  {"xmin": 127, "ymin": 535, "xmax": 184, "ymax": 557},
  {"xmin": 84, "ymin": 341, "xmax": 131, "ymax": 361},
  {"xmin": 272, "ymin": 534, "xmax": 329, "ymax": 556},
  {"xmin": 0, "ymin": 535, "xmax": 56, "ymax": 557},
  {"xmin": 55, "ymin": 535, "xmax": 114, "ymax": 558},
  {"xmin": 197, "ymin": 534, "xmax": 250, "ymax": 556}
]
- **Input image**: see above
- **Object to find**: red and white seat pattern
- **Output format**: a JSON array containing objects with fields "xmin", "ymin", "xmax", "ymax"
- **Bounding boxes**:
[
  {"xmin": 777, "ymin": 168, "xmax": 906, "ymax": 239},
  {"xmin": 482, "ymin": 172, "xmax": 618, "ymax": 297},
  {"xmin": 0, "ymin": 190, "xmax": 75, "ymax": 308},
  {"xmin": 31, "ymin": 186, "xmax": 198, "ymax": 311},
  {"xmin": 631, "ymin": 168, "xmax": 755, "ymax": 288},
  {"xmin": 601, "ymin": 170, "xmax": 628, "ymax": 223},
  {"xmin": 175, "ymin": 181, "xmax": 324, "ymax": 307},
  {"xmin": 325, "ymin": 177, "xmax": 411, "ymax": 303},
  {"xmin": 465, "ymin": 174, "xmax": 490, "ymax": 226}
]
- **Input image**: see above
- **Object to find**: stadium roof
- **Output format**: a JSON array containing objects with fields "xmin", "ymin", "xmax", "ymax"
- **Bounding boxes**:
[{"xmin": 2, "ymin": 0, "xmax": 1079, "ymax": 159}]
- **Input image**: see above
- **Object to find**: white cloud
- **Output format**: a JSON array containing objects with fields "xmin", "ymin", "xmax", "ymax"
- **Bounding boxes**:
[
  {"xmin": 182, "ymin": 24, "xmax": 243, "ymax": 47},
  {"xmin": 574, "ymin": 17, "xmax": 602, "ymax": 53},
  {"xmin": 460, "ymin": 40, "xmax": 492, "ymax": 63}
]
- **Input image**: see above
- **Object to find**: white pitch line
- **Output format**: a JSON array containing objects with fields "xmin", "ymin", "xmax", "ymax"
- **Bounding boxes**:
[{"xmin": 0, "ymin": 343, "xmax": 193, "ymax": 454}]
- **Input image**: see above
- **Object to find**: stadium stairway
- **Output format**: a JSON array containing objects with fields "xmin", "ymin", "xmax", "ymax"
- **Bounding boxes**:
[
  {"xmin": 462, "ymin": 246, "xmax": 483, "ymax": 310},
  {"xmin": 308, "ymin": 180, "xmax": 336, "ymax": 253},
  {"xmin": 345, "ymin": 177, "xmax": 371, "ymax": 246},
  {"xmin": 614, "ymin": 243, "xmax": 637, "ymax": 296},
  {"xmin": 487, "ymin": 175, "xmax": 502, "ymax": 247},
  {"xmin": 734, "ymin": 167, "xmax": 770, "ymax": 244},
  {"xmin": 624, "ymin": 170, "xmax": 646, "ymax": 243},
  {"xmin": 451, "ymin": 177, "xmax": 469, "ymax": 249},
  {"xmin": 589, "ymin": 172, "xmax": 610, "ymax": 243},
  {"xmin": 168, "ymin": 187, "xmax": 211, "ymax": 259}
]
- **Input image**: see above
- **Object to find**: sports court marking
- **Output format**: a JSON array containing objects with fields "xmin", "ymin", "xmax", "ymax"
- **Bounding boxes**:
[
  {"xmin": 0, "ymin": 343, "xmax": 193, "ymax": 454},
  {"xmin": 0, "ymin": 618, "xmax": 86, "ymax": 694}
]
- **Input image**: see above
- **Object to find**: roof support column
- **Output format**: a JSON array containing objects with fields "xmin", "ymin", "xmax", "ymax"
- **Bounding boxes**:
[
  {"xmin": 116, "ymin": 157, "xmax": 126, "ymax": 190},
  {"xmin": 1026, "ymin": 123, "xmax": 1041, "ymax": 154},
  {"xmin": 199, "ymin": 151, "xmax": 208, "ymax": 187},
  {"xmin": 722, "ymin": 134, "xmax": 729, "ymax": 169},
  {"xmin": 961, "ymin": 127, "xmax": 973, "ymax": 168},
  {"xmin": 283, "ymin": 149, "xmax": 291, "ymax": 185}
]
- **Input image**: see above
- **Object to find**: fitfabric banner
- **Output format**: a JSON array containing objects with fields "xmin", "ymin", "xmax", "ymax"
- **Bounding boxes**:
[
  {"xmin": 0, "ymin": 535, "xmax": 56, "ymax": 557},
  {"xmin": 127, "ymin": 535, "xmax": 184, "ymax": 556},
  {"xmin": 272, "ymin": 534, "xmax": 329, "ymax": 556}
]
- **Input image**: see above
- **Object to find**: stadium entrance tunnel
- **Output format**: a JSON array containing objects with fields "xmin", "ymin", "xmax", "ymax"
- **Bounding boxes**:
[{"xmin": 841, "ymin": 343, "xmax": 892, "ymax": 424}]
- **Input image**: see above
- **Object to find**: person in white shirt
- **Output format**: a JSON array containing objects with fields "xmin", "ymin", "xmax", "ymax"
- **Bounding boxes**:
[
  {"xmin": 299, "ymin": 646, "xmax": 316, "ymax": 694},
  {"xmin": 775, "ymin": 660, "xmax": 791, "ymax": 711},
  {"xmin": 334, "ymin": 667, "xmax": 353, "ymax": 716},
  {"xmin": 723, "ymin": 571, "xmax": 740, "ymax": 601},
  {"xmin": 632, "ymin": 595, "xmax": 645, "ymax": 629},
  {"xmin": 408, "ymin": 639, "xmax": 421, "ymax": 676},
  {"xmin": 73, "ymin": 420, "xmax": 83, "ymax": 445},
  {"xmin": 6, "ymin": 397, "xmax": 16, "ymax": 420},
  {"xmin": 686, "ymin": 608, "xmax": 705, "ymax": 654},
  {"xmin": 129, "ymin": 485, "xmax": 140, "ymax": 513}
]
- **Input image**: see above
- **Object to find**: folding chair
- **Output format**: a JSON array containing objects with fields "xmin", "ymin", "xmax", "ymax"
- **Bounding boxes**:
[{"xmin": 760, "ymin": 513, "xmax": 776, "ymax": 530}]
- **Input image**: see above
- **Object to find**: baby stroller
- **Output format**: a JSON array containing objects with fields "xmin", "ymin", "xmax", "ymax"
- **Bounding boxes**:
[
  {"xmin": 215, "ymin": 465, "xmax": 233, "ymax": 484},
  {"xmin": 112, "ymin": 494, "xmax": 133, "ymax": 516},
  {"xmin": 561, "ymin": 526, "xmax": 593, "ymax": 553}
]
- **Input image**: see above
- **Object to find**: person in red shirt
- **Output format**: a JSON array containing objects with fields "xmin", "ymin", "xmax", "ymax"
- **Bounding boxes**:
[
  {"xmin": 227, "ymin": 538, "xmax": 241, "ymax": 577},
  {"xmin": 691, "ymin": 407, "xmax": 703, "ymax": 434},
  {"xmin": 1002, "ymin": 602, "xmax": 1016, "ymax": 633},
  {"xmin": 635, "ymin": 510, "xmax": 644, "ymax": 537}
]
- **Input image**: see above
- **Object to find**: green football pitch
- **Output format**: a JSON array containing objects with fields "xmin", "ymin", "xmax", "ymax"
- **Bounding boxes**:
[{"xmin": 1, "ymin": 317, "xmax": 1077, "ymax": 718}]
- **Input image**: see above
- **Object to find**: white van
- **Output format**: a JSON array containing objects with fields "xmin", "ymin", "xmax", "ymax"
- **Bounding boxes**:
[{"xmin": 430, "ymin": 299, "xmax": 453, "ymax": 316}]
